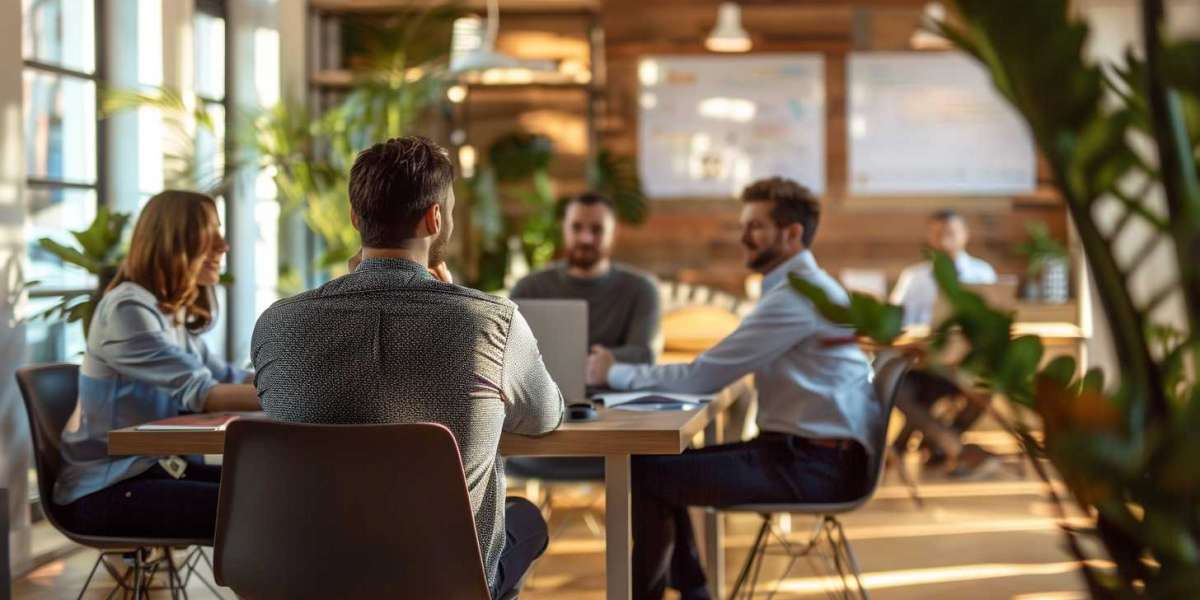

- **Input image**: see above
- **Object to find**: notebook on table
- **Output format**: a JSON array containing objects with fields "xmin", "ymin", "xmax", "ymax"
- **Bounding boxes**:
[{"xmin": 134, "ymin": 412, "xmax": 262, "ymax": 432}]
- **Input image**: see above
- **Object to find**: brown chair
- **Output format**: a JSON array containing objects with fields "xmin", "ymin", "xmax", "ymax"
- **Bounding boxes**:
[
  {"xmin": 214, "ymin": 420, "xmax": 516, "ymax": 600},
  {"xmin": 15, "ymin": 363, "xmax": 213, "ymax": 599}
]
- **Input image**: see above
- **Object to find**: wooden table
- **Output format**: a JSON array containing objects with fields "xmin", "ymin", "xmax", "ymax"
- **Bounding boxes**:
[
  {"xmin": 109, "ymin": 382, "xmax": 747, "ymax": 600},
  {"xmin": 891, "ymin": 322, "xmax": 1088, "ymax": 368}
]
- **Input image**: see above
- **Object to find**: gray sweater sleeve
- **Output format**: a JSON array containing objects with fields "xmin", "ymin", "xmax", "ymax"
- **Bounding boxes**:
[
  {"xmin": 608, "ymin": 275, "xmax": 662, "ymax": 365},
  {"xmin": 500, "ymin": 307, "xmax": 565, "ymax": 436}
]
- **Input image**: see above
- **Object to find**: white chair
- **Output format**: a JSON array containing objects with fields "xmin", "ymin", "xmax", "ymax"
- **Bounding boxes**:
[{"xmin": 722, "ymin": 350, "xmax": 915, "ymax": 600}]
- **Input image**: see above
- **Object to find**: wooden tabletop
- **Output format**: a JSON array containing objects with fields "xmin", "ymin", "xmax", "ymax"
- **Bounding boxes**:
[{"xmin": 108, "ymin": 381, "xmax": 748, "ymax": 458}]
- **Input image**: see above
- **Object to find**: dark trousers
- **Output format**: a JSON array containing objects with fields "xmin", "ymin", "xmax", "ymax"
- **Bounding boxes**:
[
  {"xmin": 58, "ymin": 461, "xmax": 222, "ymax": 542},
  {"xmin": 493, "ymin": 496, "xmax": 550, "ymax": 599},
  {"xmin": 631, "ymin": 434, "xmax": 868, "ymax": 600},
  {"xmin": 894, "ymin": 370, "xmax": 986, "ymax": 457}
]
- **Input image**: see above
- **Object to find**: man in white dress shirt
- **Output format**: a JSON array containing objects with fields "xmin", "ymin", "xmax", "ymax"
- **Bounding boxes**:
[
  {"xmin": 888, "ymin": 208, "xmax": 1000, "ymax": 477},
  {"xmin": 586, "ymin": 177, "xmax": 878, "ymax": 600},
  {"xmin": 889, "ymin": 208, "xmax": 997, "ymax": 327}
]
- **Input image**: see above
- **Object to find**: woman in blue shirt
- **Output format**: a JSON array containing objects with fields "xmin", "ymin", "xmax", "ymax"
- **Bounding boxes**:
[{"xmin": 54, "ymin": 190, "xmax": 260, "ymax": 541}]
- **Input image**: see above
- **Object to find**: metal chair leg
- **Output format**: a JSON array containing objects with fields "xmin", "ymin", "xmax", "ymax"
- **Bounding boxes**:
[
  {"xmin": 831, "ymin": 518, "xmax": 870, "ymax": 600},
  {"xmin": 131, "ymin": 551, "xmax": 145, "ymax": 600},
  {"xmin": 745, "ymin": 521, "xmax": 772, "ymax": 600},
  {"xmin": 729, "ymin": 516, "xmax": 770, "ymax": 599},
  {"xmin": 76, "ymin": 553, "xmax": 108, "ymax": 600}
]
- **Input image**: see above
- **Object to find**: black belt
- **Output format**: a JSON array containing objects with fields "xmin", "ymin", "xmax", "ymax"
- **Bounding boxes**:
[{"xmin": 758, "ymin": 432, "xmax": 857, "ymax": 451}]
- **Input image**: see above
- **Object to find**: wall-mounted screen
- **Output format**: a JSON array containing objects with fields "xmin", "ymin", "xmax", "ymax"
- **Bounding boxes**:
[
  {"xmin": 638, "ymin": 54, "xmax": 826, "ymax": 198},
  {"xmin": 848, "ymin": 52, "xmax": 1036, "ymax": 196}
]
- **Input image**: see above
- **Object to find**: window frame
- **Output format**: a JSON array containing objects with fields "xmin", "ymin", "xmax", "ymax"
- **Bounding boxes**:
[{"xmin": 22, "ymin": 0, "xmax": 106, "ymax": 303}]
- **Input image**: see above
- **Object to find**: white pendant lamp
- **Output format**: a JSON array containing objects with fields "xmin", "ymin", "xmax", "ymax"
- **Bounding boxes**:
[
  {"xmin": 705, "ymin": 2, "xmax": 752, "ymax": 53},
  {"xmin": 450, "ymin": 0, "xmax": 555, "ymax": 76}
]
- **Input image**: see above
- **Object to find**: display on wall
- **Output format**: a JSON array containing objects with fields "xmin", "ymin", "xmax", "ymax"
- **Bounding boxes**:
[
  {"xmin": 638, "ymin": 54, "xmax": 826, "ymax": 198},
  {"xmin": 848, "ymin": 52, "xmax": 1037, "ymax": 196}
]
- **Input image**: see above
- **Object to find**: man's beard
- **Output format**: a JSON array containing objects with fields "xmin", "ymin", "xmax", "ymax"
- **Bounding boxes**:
[
  {"xmin": 429, "ymin": 225, "xmax": 451, "ymax": 265},
  {"xmin": 566, "ymin": 244, "xmax": 603, "ymax": 271},
  {"xmin": 744, "ymin": 242, "xmax": 784, "ymax": 273}
]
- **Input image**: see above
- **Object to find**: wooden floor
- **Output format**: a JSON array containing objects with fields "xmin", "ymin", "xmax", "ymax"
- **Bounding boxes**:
[{"xmin": 13, "ymin": 454, "xmax": 1088, "ymax": 600}]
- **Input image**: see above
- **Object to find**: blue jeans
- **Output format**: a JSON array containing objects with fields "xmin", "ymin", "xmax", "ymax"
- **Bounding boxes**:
[{"xmin": 632, "ymin": 433, "xmax": 868, "ymax": 600}]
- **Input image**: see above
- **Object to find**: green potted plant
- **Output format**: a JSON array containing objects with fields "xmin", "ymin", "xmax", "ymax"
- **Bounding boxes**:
[
  {"xmin": 795, "ymin": 1, "xmax": 1200, "ymax": 596},
  {"xmin": 1016, "ymin": 221, "xmax": 1070, "ymax": 302},
  {"xmin": 25, "ymin": 207, "xmax": 131, "ymax": 338}
]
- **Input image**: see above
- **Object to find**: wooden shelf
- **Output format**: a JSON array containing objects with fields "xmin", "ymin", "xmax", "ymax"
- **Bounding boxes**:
[
  {"xmin": 309, "ymin": 0, "xmax": 599, "ymax": 16},
  {"xmin": 311, "ymin": 69, "xmax": 597, "ymax": 92}
]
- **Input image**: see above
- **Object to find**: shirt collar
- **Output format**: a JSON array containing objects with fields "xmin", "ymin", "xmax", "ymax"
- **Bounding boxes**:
[
  {"xmin": 355, "ymin": 257, "xmax": 434, "ymax": 280},
  {"xmin": 952, "ymin": 252, "xmax": 976, "ymax": 272},
  {"xmin": 762, "ymin": 250, "xmax": 820, "ymax": 292}
]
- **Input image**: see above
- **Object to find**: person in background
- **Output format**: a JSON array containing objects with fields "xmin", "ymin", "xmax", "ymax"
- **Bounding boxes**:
[
  {"xmin": 54, "ymin": 190, "xmax": 259, "ymax": 541},
  {"xmin": 889, "ymin": 208, "xmax": 1001, "ymax": 478},
  {"xmin": 890, "ymin": 208, "xmax": 997, "ymax": 327},
  {"xmin": 508, "ymin": 191, "xmax": 661, "ymax": 482},
  {"xmin": 586, "ymin": 177, "xmax": 876, "ymax": 600},
  {"xmin": 252, "ymin": 136, "xmax": 564, "ymax": 599},
  {"xmin": 511, "ymin": 192, "xmax": 661, "ymax": 365}
]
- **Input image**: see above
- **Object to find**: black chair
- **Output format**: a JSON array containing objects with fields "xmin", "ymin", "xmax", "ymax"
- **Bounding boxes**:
[
  {"xmin": 214, "ymin": 420, "xmax": 521, "ymax": 600},
  {"xmin": 16, "ymin": 363, "xmax": 218, "ymax": 599}
]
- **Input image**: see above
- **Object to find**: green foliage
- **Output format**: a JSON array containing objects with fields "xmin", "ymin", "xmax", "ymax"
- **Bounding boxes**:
[
  {"xmin": 789, "ymin": 275, "xmax": 903, "ymax": 344},
  {"xmin": 459, "ymin": 134, "xmax": 653, "ymax": 290},
  {"xmin": 25, "ymin": 207, "xmax": 131, "ymax": 338},
  {"xmin": 490, "ymin": 132, "xmax": 555, "ymax": 182},
  {"xmin": 460, "ymin": 132, "xmax": 558, "ymax": 290},
  {"xmin": 101, "ymin": 86, "xmax": 232, "ymax": 194},
  {"xmin": 247, "ymin": 8, "xmax": 458, "ymax": 277},
  {"xmin": 793, "ymin": 2, "xmax": 1200, "ymax": 596},
  {"xmin": 589, "ymin": 149, "xmax": 649, "ymax": 225},
  {"xmin": 1017, "ymin": 222, "xmax": 1068, "ymax": 279}
]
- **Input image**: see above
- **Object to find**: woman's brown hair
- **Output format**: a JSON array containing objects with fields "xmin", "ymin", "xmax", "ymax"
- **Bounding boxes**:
[{"xmin": 107, "ymin": 190, "xmax": 221, "ymax": 333}]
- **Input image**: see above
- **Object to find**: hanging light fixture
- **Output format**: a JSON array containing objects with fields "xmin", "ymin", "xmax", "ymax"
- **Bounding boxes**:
[
  {"xmin": 449, "ymin": 0, "xmax": 556, "ymax": 78},
  {"xmin": 706, "ymin": 2, "xmax": 752, "ymax": 53}
]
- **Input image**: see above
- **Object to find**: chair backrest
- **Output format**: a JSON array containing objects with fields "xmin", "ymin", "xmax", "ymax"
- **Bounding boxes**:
[
  {"xmin": 14, "ymin": 364, "xmax": 80, "ymax": 519},
  {"xmin": 863, "ymin": 350, "xmax": 916, "ymax": 498},
  {"xmin": 214, "ymin": 420, "xmax": 493, "ymax": 600}
]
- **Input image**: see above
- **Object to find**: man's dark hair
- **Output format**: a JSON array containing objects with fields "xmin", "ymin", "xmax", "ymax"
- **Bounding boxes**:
[
  {"xmin": 930, "ymin": 208, "xmax": 963, "ymax": 223},
  {"xmin": 557, "ymin": 192, "xmax": 616, "ymax": 220},
  {"xmin": 741, "ymin": 177, "xmax": 821, "ymax": 247},
  {"xmin": 348, "ymin": 136, "xmax": 454, "ymax": 248}
]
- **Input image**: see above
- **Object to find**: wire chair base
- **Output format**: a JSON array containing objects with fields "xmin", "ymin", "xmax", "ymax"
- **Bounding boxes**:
[{"xmin": 728, "ymin": 514, "xmax": 869, "ymax": 600}]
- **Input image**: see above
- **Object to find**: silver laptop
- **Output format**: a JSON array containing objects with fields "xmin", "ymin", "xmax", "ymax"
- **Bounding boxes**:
[{"xmin": 512, "ymin": 299, "xmax": 588, "ymax": 402}]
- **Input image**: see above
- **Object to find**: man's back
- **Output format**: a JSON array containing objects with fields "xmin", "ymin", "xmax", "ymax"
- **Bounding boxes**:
[{"xmin": 251, "ymin": 257, "xmax": 564, "ymax": 587}]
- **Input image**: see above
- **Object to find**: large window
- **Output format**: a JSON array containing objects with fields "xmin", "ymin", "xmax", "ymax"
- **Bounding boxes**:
[
  {"xmin": 195, "ymin": 0, "xmax": 231, "ymax": 357},
  {"xmin": 22, "ymin": 0, "xmax": 101, "ymax": 362}
]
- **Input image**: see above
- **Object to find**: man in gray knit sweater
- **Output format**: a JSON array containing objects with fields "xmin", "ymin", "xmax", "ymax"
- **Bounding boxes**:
[
  {"xmin": 251, "ymin": 136, "xmax": 564, "ymax": 598},
  {"xmin": 511, "ymin": 192, "xmax": 660, "ymax": 365}
]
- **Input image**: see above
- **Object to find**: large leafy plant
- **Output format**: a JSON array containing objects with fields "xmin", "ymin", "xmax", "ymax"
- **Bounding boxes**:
[
  {"xmin": 794, "ymin": 1, "xmax": 1200, "ymax": 597},
  {"xmin": 26, "ymin": 207, "xmax": 131, "ymax": 338},
  {"xmin": 101, "ymin": 86, "xmax": 233, "ymax": 194},
  {"xmin": 254, "ymin": 8, "xmax": 458, "ymax": 276}
]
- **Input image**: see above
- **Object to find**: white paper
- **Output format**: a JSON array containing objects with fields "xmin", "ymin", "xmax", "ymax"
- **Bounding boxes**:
[{"xmin": 594, "ymin": 391, "xmax": 713, "ymax": 407}]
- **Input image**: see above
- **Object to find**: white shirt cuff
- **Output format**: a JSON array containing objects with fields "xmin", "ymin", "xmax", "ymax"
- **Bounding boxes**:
[{"xmin": 608, "ymin": 363, "xmax": 637, "ymax": 390}]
